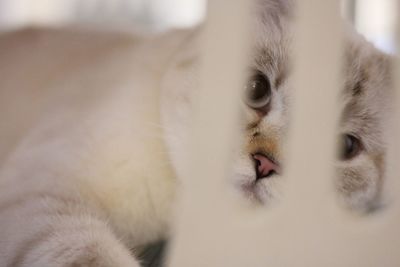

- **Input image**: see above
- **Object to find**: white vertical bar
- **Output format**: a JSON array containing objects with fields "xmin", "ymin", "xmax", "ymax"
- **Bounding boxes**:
[
  {"xmin": 167, "ymin": 0, "xmax": 251, "ymax": 266},
  {"xmin": 259, "ymin": 1, "xmax": 343, "ymax": 265},
  {"xmin": 387, "ymin": 0, "xmax": 400, "ymax": 211},
  {"xmin": 386, "ymin": 0, "xmax": 400, "ymax": 218},
  {"xmin": 283, "ymin": 0, "xmax": 342, "ymax": 211}
]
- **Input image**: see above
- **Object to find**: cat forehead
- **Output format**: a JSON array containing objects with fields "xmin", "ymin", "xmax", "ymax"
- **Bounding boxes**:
[
  {"xmin": 251, "ymin": 26, "xmax": 392, "ymax": 96},
  {"xmin": 341, "ymin": 40, "xmax": 392, "ymax": 138},
  {"xmin": 251, "ymin": 0, "xmax": 393, "ymax": 133},
  {"xmin": 251, "ymin": 23, "xmax": 393, "ymax": 141},
  {"xmin": 252, "ymin": 42, "xmax": 289, "ymax": 79},
  {"xmin": 250, "ymin": 22, "xmax": 291, "ymax": 86},
  {"xmin": 249, "ymin": 0, "xmax": 292, "ymax": 70}
]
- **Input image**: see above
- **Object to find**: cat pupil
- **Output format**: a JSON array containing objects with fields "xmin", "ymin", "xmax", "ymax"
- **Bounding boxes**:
[
  {"xmin": 245, "ymin": 73, "xmax": 271, "ymax": 109},
  {"xmin": 251, "ymin": 80, "xmax": 266, "ymax": 100},
  {"xmin": 341, "ymin": 134, "xmax": 361, "ymax": 160}
]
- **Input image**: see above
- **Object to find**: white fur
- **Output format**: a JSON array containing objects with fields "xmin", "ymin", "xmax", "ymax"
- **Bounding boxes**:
[
  {"xmin": 0, "ymin": 4, "xmax": 392, "ymax": 265},
  {"xmin": 0, "ymin": 28, "xmax": 192, "ymax": 266}
]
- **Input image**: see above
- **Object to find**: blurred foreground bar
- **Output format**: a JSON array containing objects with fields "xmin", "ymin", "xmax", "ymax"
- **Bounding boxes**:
[{"xmin": 167, "ymin": 0, "xmax": 252, "ymax": 266}]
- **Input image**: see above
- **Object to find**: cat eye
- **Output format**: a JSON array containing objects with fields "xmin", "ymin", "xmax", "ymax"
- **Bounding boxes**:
[
  {"xmin": 244, "ymin": 72, "xmax": 271, "ymax": 111},
  {"xmin": 340, "ymin": 134, "xmax": 362, "ymax": 160}
]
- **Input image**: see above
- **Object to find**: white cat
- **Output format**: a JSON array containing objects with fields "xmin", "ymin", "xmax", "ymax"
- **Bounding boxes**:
[{"xmin": 0, "ymin": 1, "xmax": 393, "ymax": 266}]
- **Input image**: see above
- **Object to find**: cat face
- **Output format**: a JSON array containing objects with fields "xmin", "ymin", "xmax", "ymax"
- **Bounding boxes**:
[
  {"xmin": 161, "ymin": 1, "xmax": 393, "ymax": 213},
  {"xmin": 234, "ymin": 5, "xmax": 393, "ymax": 212}
]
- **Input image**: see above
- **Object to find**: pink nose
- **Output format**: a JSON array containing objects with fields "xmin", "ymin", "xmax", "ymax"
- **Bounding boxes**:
[{"xmin": 252, "ymin": 153, "xmax": 280, "ymax": 179}]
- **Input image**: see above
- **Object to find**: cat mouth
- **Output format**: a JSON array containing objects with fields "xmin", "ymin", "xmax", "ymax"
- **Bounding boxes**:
[
  {"xmin": 251, "ymin": 152, "xmax": 281, "ymax": 180},
  {"xmin": 236, "ymin": 150, "xmax": 282, "ymax": 203}
]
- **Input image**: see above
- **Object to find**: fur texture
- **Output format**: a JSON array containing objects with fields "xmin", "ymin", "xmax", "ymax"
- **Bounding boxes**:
[
  {"xmin": 0, "ymin": 1, "xmax": 393, "ymax": 266},
  {"xmin": 0, "ymin": 28, "xmax": 188, "ymax": 266}
]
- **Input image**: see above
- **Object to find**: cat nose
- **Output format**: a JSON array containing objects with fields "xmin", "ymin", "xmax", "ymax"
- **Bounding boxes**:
[{"xmin": 252, "ymin": 153, "xmax": 280, "ymax": 179}]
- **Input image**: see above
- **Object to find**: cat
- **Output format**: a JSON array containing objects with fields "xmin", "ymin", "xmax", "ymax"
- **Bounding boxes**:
[
  {"xmin": 0, "ymin": 0, "xmax": 393, "ymax": 266},
  {"xmin": 161, "ymin": 0, "xmax": 393, "ymax": 211}
]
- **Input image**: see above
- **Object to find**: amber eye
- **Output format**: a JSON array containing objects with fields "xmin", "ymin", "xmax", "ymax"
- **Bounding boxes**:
[
  {"xmin": 340, "ymin": 134, "xmax": 362, "ymax": 160},
  {"xmin": 244, "ymin": 73, "xmax": 271, "ymax": 109}
]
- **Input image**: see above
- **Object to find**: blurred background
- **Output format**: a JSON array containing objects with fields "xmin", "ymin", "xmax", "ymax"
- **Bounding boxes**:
[{"xmin": 0, "ymin": 0, "xmax": 397, "ymax": 53}]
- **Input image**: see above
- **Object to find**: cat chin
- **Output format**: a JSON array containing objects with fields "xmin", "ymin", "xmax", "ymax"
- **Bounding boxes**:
[{"xmin": 233, "ymin": 173, "xmax": 282, "ymax": 205}]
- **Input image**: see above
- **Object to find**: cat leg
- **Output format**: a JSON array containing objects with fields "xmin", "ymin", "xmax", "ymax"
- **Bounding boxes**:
[
  {"xmin": 22, "ymin": 218, "xmax": 139, "ymax": 267},
  {"xmin": 0, "ymin": 194, "xmax": 141, "ymax": 267}
]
